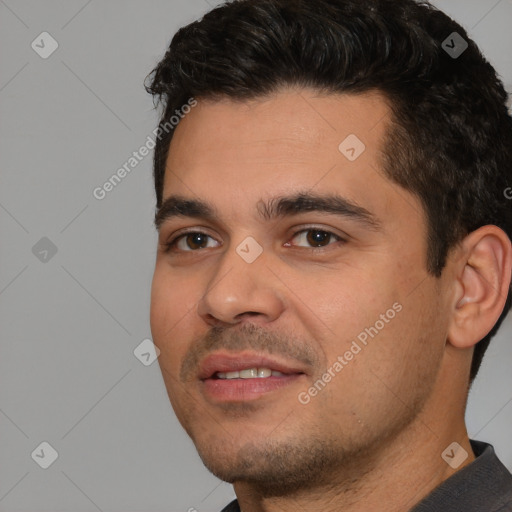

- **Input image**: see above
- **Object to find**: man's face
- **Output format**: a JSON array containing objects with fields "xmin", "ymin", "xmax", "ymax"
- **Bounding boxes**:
[{"xmin": 150, "ymin": 89, "xmax": 451, "ymax": 493}]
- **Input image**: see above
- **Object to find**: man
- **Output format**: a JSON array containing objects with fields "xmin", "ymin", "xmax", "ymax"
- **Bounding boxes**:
[{"xmin": 145, "ymin": 0, "xmax": 512, "ymax": 510}]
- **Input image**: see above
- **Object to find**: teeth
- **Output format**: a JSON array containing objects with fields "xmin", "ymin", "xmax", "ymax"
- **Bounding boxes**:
[
  {"xmin": 216, "ymin": 367, "xmax": 286, "ymax": 379},
  {"xmin": 240, "ymin": 368, "xmax": 258, "ymax": 378}
]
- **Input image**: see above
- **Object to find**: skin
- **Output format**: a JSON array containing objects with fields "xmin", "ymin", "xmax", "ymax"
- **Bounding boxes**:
[{"xmin": 150, "ymin": 87, "xmax": 512, "ymax": 512}]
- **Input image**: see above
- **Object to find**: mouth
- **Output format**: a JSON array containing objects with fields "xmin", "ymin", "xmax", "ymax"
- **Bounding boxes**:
[{"xmin": 198, "ymin": 352, "xmax": 308, "ymax": 402}]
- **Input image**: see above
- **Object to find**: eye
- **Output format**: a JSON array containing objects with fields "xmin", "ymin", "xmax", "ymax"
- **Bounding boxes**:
[
  {"xmin": 163, "ymin": 227, "xmax": 345, "ymax": 254},
  {"xmin": 164, "ymin": 231, "xmax": 220, "ymax": 252},
  {"xmin": 286, "ymin": 228, "xmax": 345, "ymax": 249}
]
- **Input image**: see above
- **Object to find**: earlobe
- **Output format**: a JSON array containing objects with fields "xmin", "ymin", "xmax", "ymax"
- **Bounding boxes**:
[{"xmin": 447, "ymin": 226, "xmax": 512, "ymax": 349}]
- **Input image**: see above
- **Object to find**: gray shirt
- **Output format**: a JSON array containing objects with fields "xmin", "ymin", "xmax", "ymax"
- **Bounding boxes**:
[{"xmin": 220, "ymin": 440, "xmax": 512, "ymax": 511}]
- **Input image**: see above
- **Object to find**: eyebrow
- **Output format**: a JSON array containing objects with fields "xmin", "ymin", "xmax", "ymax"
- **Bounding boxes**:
[{"xmin": 154, "ymin": 191, "xmax": 382, "ymax": 232}]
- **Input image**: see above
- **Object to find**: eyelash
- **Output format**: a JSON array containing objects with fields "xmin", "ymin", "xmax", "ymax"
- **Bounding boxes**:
[{"xmin": 163, "ymin": 227, "xmax": 346, "ymax": 254}]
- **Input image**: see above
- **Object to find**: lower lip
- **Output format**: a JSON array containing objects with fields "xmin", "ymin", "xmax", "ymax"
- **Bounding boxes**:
[{"xmin": 201, "ymin": 374, "xmax": 304, "ymax": 402}]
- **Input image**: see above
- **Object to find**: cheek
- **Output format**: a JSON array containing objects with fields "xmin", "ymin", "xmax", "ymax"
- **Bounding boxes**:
[
  {"xmin": 298, "ymin": 265, "xmax": 399, "ymax": 344},
  {"xmin": 351, "ymin": 286, "xmax": 443, "ymax": 402},
  {"xmin": 149, "ymin": 269, "xmax": 168, "ymax": 338},
  {"xmin": 150, "ymin": 265, "xmax": 190, "ymax": 360},
  {"xmin": 150, "ymin": 276, "xmax": 189, "ymax": 417},
  {"xmin": 299, "ymin": 263, "xmax": 435, "ymax": 385},
  {"xmin": 150, "ymin": 263, "xmax": 187, "ymax": 323}
]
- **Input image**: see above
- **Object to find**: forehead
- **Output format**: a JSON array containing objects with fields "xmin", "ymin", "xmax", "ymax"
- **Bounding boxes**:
[{"xmin": 165, "ymin": 88, "xmax": 390, "ymax": 175}]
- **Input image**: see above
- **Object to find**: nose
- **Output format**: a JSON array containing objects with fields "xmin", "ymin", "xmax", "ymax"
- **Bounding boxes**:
[{"xmin": 197, "ymin": 241, "xmax": 285, "ymax": 327}]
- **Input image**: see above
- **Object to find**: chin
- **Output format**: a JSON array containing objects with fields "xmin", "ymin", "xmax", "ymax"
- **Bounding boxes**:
[{"xmin": 192, "ymin": 431, "xmax": 348, "ymax": 497}]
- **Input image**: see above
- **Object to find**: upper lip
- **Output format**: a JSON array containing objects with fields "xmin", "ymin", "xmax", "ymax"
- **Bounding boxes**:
[{"xmin": 198, "ymin": 352, "xmax": 308, "ymax": 380}]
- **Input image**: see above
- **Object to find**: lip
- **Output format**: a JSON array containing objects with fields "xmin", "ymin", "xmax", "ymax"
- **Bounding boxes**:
[
  {"xmin": 198, "ymin": 351, "xmax": 309, "ymax": 402},
  {"xmin": 198, "ymin": 351, "xmax": 309, "ymax": 380}
]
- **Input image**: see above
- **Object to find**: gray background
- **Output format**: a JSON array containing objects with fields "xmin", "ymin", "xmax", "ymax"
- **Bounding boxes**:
[{"xmin": 0, "ymin": 1, "xmax": 511, "ymax": 511}]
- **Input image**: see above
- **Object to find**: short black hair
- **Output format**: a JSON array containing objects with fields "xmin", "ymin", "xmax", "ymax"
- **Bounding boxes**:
[{"xmin": 145, "ymin": 0, "xmax": 512, "ymax": 384}]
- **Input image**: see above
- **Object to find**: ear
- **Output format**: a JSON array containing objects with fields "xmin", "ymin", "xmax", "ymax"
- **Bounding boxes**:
[{"xmin": 447, "ymin": 225, "xmax": 512, "ymax": 349}]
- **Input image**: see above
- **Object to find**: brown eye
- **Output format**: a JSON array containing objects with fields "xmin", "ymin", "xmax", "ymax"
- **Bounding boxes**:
[
  {"xmin": 183, "ymin": 233, "xmax": 209, "ymax": 250},
  {"xmin": 289, "ymin": 229, "xmax": 343, "ymax": 248},
  {"xmin": 306, "ymin": 230, "xmax": 332, "ymax": 247},
  {"xmin": 165, "ymin": 232, "xmax": 219, "ymax": 252}
]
